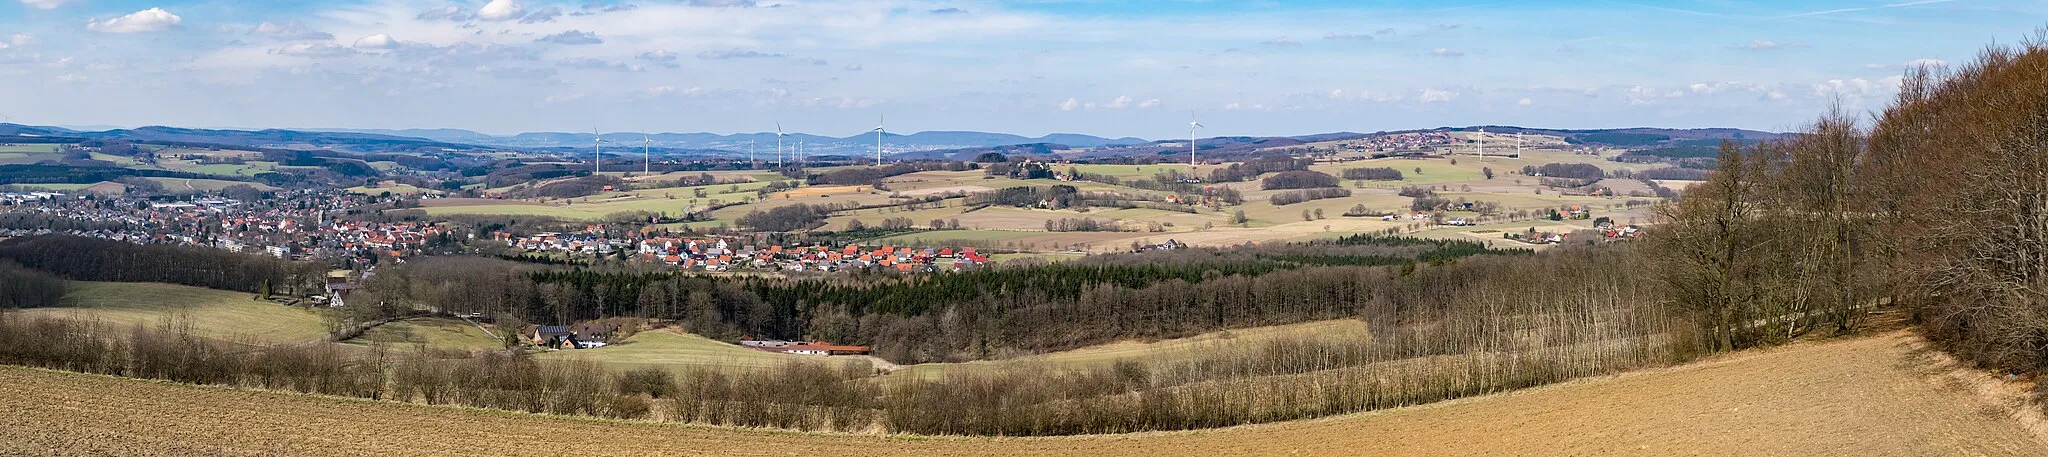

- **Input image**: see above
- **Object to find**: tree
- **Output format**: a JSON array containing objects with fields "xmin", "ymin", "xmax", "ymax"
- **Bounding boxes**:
[{"xmin": 1653, "ymin": 141, "xmax": 1771, "ymax": 352}]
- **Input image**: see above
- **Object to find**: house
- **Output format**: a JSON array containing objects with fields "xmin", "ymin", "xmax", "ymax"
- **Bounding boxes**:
[
  {"xmin": 533, "ymin": 325, "xmax": 573, "ymax": 346},
  {"xmin": 322, "ymin": 273, "xmax": 356, "ymax": 308},
  {"xmin": 740, "ymin": 339, "xmax": 872, "ymax": 356}
]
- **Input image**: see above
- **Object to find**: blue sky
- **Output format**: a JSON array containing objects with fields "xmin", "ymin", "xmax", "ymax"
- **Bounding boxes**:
[{"xmin": 0, "ymin": 0, "xmax": 2037, "ymax": 138}]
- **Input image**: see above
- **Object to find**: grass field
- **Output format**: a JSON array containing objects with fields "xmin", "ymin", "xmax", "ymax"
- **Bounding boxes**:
[
  {"xmin": 0, "ymin": 144, "xmax": 59, "ymax": 153},
  {"xmin": 344, "ymin": 317, "xmax": 502, "ymax": 351},
  {"xmin": 141, "ymin": 177, "xmax": 280, "ymax": 194},
  {"xmin": 3, "ymin": 182, "xmax": 97, "ymax": 191},
  {"xmin": 347, "ymin": 183, "xmax": 438, "ymax": 196},
  {"xmin": 533, "ymin": 328, "xmax": 826, "ymax": 372},
  {"xmin": 898, "ymin": 319, "xmax": 1374, "ymax": 378},
  {"xmin": 8, "ymin": 282, "xmax": 329, "ymax": 345},
  {"xmin": 0, "ymin": 331, "xmax": 2038, "ymax": 456}
]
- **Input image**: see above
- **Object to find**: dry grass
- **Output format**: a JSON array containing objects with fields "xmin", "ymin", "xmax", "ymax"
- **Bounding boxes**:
[
  {"xmin": 9, "ymin": 281, "xmax": 329, "ymax": 345},
  {"xmin": 0, "ymin": 332, "xmax": 2038, "ymax": 456}
]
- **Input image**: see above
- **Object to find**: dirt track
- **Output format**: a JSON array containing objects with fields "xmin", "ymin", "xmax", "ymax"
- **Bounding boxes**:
[{"xmin": 1, "ymin": 331, "xmax": 2041, "ymax": 456}]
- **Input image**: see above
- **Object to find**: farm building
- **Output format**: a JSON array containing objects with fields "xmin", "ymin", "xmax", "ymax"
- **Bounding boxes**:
[{"xmin": 739, "ymin": 339, "xmax": 871, "ymax": 356}]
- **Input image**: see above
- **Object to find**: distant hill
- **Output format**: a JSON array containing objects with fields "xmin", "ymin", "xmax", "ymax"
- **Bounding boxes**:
[
  {"xmin": 0, "ymin": 123, "xmax": 488, "ymax": 153},
  {"xmin": 4, "ymin": 122, "xmax": 1786, "ymax": 160},
  {"xmin": 308, "ymin": 128, "xmax": 1146, "ymax": 155}
]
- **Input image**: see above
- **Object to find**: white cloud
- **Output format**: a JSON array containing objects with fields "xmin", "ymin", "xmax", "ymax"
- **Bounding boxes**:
[
  {"xmin": 637, "ymin": 50, "xmax": 679, "ymax": 62},
  {"xmin": 1106, "ymin": 95, "xmax": 1132, "ymax": 108},
  {"xmin": 1813, "ymin": 77, "xmax": 1903, "ymax": 99},
  {"xmin": 1058, "ymin": 97, "xmax": 1080, "ymax": 111},
  {"xmin": 1429, "ymin": 48, "xmax": 1463, "ymax": 57},
  {"xmin": 536, "ymin": 30, "xmax": 603, "ymax": 45},
  {"xmin": 541, "ymin": 93, "xmax": 586, "ymax": 104},
  {"xmin": 521, "ymin": 6, "xmax": 563, "ymax": 23},
  {"xmin": 416, "ymin": 6, "xmax": 465, "ymax": 21},
  {"xmin": 1420, "ymin": 88, "xmax": 1457, "ymax": 103},
  {"xmin": 477, "ymin": 0, "xmax": 526, "ymax": 22},
  {"xmin": 352, "ymin": 34, "xmax": 399, "ymax": 50},
  {"xmin": 1138, "ymin": 99, "xmax": 1161, "ymax": 109},
  {"xmin": 1323, "ymin": 32, "xmax": 1371, "ymax": 41},
  {"xmin": 87, "ymin": 8, "xmax": 183, "ymax": 34},
  {"xmin": 19, "ymin": 0, "xmax": 73, "ymax": 10},
  {"xmin": 698, "ymin": 49, "xmax": 782, "ymax": 59},
  {"xmin": 1260, "ymin": 37, "xmax": 1300, "ymax": 46},
  {"xmin": 1517, "ymin": 97, "xmax": 1533, "ymax": 106},
  {"xmin": 274, "ymin": 43, "xmax": 358, "ymax": 58},
  {"xmin": 1905, "ymin": 58, "xmax": 1947, "ymax": 68},
  {"xmin": 253, "ymin": 21, "xmax": 334, "ymax": 41},
  {"xmin": 1738, "ymin": 40, "xmax": 1806, "ymax": 50},
  {"xmin": 8, "ymin": 34, "xmax": 35, "ymax": 47}
]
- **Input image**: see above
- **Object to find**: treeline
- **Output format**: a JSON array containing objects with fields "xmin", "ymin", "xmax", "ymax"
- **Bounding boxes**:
[
  {"xmin": 352, "ymin": 239, "xmax": 1524, "ymax": 363},
  {"xmin": 735, "ymin": 203, "xmax": 854, "ymax": 232},
  {"xmin": 1526, "ymin": 163, "xmax": 1604, "ymax": 180},
  {"xmin": 0, "ymin": 212, "xmax": 131, "ymax": 232},
  {"xmin": 812, "ymin": 162, "xmax": 971, "ymax": 186},
  {"xmin": 1269, "ymin": 187, "xmax": 1351, "ymax": 206},
  {"xmin": 1042, "ymin": 217, "xmax": 1121, "ymax": 232},
  {"xmin": 0, "ymin": 261, "xmax": 65, "ymax": 308},
  {"xmin": 1260, "ymin": 170, "xmax": 1339, "ymax": 190},
  {"xmin": 1656, "ymin": 39, "xmax": 2048, "ymax": 375},
  {"xmin": 966, "ymin": 185, "xmax": 1078, "ymax": 208},
  {"xmin": 1647, "ymin": 38, "xmax": 2032, "ymax": 362},
  {"xmin": 0, "ymin": 236, "xmax": 322, "ymax": 297},
  {"xmin": 1341, "ymin": 167, "xmax": 1405, "ymax": 181},
  {"xmin": 1208, "ymin": 155, "xmax": 1313, "ymax": 183},
  {"xmin": 882, "ymin": 245, "xmax": 1679, "ymax": 435}
]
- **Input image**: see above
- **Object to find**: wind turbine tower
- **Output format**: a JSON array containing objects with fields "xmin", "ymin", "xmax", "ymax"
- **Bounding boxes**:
[
  {"xmin": 774, "ymin": 122, "xmax": 785, "ymax": 169},
  {"xmin": 1189, "ymin": 115, "xmax": 1203, "ymax": 169},
  {"xmin": 642, "ymin": 133, "xmax": 652, "ymax": 175},
  {"xmin": 873, "ymin": 115, "xmax": 886, "ymax": 167},
  {"xmin": 1476, "ymin": 128, "xmax": 1485, "ymax": 158},
  {"xmin": 592, "ymin": 128, "xmax": 603, "ymax": 174}
]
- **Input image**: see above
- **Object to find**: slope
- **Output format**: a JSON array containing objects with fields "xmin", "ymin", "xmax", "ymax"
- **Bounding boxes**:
[{"xmin": 0, "ymin": 331, "xmax": 2037, "ymax": 456}]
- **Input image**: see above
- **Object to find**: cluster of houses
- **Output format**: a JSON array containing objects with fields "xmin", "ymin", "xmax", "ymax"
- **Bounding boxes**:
[
  {"xmin": 500, "ymin": 226, "xmax": 630, "ymax": 256},
  {"xmin": 634, "ymin": 237, "xmax": 991, "ymax": 273},
  {"xmin": 1341, "ymin": 132, "xmax": 1456, "ymax": 153},
  {"xmin": 1, "ymin": 190, "xmax": 446, "ymax": 263},
  {"xmin": 0, "ymin": 191, "xmax": 66, "ymax": 204},
  {"xmin": 530, "ymin": 324, "xmax": 612, "ymax": 350},
  {"xmin": 738, "ymin": 338, "xmax": 872, "ymax": 356}
]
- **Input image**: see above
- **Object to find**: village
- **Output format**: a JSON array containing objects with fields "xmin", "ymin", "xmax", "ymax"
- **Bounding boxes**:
[
  {"xmin": 499, "ymin": 228, "xmax": 991, "ymax": 273},
  {"xmin": 0, "ymin": 189, "xmax": 449, "ymax": 266}
]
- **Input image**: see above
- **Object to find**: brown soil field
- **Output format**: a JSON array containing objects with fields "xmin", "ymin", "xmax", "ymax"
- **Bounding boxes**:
[{"xmin": 1, "ymin": 331, "xmax": 2040, "ymax": 456}]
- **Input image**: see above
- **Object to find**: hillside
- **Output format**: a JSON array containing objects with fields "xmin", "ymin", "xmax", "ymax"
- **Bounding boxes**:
[
  {"xmin": 0, "ymin": 331, "xmax": 2035, "ymax": 456},
  {"xmin": 9, "ymin": 281, "xmax": 329, "ymax": 345}
]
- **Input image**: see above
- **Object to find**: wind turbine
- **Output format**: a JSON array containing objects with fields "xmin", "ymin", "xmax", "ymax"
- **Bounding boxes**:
[
  {"xmin": 1189, "ymin": 115, "xmax": 1203, "ymax": 169},
  {"xmin": 642, "ymin": 132, "xmax": 652, "ymax": 175},
  {"xmin": 592, "ymin": 127, "xmax": 603, "ymax": 175},
  {"xmin": 748, "ymin": 139, "xmax": 756, "ymax": 165},
  {"xmin": 1478, "ymin": 128, "xmax": 1490, "ymax": 162},
  {"xmin": 774, "ymin": 122, "xmax": 785, "ymax": 169},
  {"xmin": 872, "ymin": 115, "xmax": 886, "ymax": 166}
]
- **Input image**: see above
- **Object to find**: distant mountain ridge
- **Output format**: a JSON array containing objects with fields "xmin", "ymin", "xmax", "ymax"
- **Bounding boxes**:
[
  {"xmin": 310, "ymin": 128, "xmax": 1150, "ymax": 153},
  {"xmin": 2, "ymin": 123, "xmax": 1785, "ymax": 159}
]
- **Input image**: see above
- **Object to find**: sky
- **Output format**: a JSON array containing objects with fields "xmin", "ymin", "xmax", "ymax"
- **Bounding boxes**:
[{"xmin": 0, "ymin": 0, "xmax": 2038, "ymax": 139}]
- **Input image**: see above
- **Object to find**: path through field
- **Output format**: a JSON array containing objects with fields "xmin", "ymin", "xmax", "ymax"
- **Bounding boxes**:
[{"xmin": 1, "ymin": 331, "xmax": 2041, "ymax": 456}]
